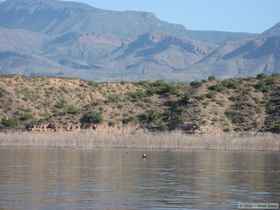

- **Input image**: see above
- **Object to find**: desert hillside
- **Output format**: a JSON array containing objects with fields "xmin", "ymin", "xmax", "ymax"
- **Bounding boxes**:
[{"xmin": 0, "ymin": 74, "xmax": 279, "ymax": 135}]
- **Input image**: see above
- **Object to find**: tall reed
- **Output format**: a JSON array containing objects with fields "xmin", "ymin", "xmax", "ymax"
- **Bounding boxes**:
[{"xmin": 0, "ymin": 131, "xmax": 279, "ymax": 151}]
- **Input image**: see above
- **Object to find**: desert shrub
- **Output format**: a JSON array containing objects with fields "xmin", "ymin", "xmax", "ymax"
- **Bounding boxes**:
[
  {"xmin": 221, "ymin": 79, "xmax": 239, "ymax": 89},
  {"xmin": 166, "ymin": 105, "xmax": 184, "ymax": 130},
  {"xmin": 255, "ymin": 79, "xmax": 273, "ymax": 93},
  {"xmin": 0, "ymin": 87, "xmax": 7, "ymax": 98},
  {"xmin": 190, "ymin": 81, "xmax": 202, "ymax": 88},
  {"xmin": 206, "ymin": 92, "xmax": 216, "ymax": 99},
  {"xmin": 108, "ymin": 121, "xmax": 115, "ymax": 127},
  {"xmin": 141, "ymin": 80, "xmax": 178, "ymax": 96},
  {"xmin": 80, "ymin": 111, "xmax": 103, "ymax": 124},
  {"xmin": 1, "ymin": 118, "xmax": 18, "ymax": 128},
  {"xmin": 55, "ymin": 99, "xmax": 66, "ymax": 109},
  {"xmin": 270, "ymin": 121, "xmax": 280, "ymax": 133},
  {"xmin": 64, "ymin": 105, "xmax": 80, "ymax": 115},
  {"xmin": 128, "ymin": 89, "xmax": 147, "ymax": 101},
  {"xmin": 223, "ymin": 127, "xmax": 231, "ymax": 132},
  {"xmin": 177, "ymin": 94, "xmax": 191, "ymax": 105},
  {"xmin": 122, "ymin": 116, "xmax": 135, "ymax": 125},
  {"xmin": 256, "ymin": 73, "xmax": 266, "ymax": 79},
  {"xmin": 19, "ymin": 111, "xmax": 33, "ymax": 121},
  {"xmin": 208, "ymin": 76, "xmax": 216, "ymax": 81},
  {"xmin": 19, "ymin": 88, "xmax": 34, "ymax": 101},
  {"xmin": 88, "ymin": 81, "xmax": 98, "ymax": 88},
  {"xmin": 137, "ymin": 110, "xmax": 167, "ymax": 131},
  {"xmin": 208, "ymin": 83, "xmax": 225, "ymax": 92},
  {"xmin": 225, "ymin": 111, "xmax": 239, "ymax": 123},
  {"xmin": 106, "ymin": 94, "xmax": 121, "ymax": 103},
  {"xmin": 55, "ymin": 99, "xmax": 80, "ymax": 115}
]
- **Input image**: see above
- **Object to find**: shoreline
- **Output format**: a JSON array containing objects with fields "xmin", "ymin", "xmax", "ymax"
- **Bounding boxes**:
[{"xmin": 0, "ymin": 131, "xmax": 279, "ymax": 151}]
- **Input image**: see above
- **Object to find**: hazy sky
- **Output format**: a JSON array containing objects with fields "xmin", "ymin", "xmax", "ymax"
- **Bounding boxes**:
[{"xmin": 76, "ymin": 0, "xmax": 280, "ymax": 33}]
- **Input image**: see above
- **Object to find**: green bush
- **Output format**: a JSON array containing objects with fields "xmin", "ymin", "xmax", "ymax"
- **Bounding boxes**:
[
  {"xmin": 190, "ymin": 81, "xmax": 202, "ymax": 88},
  {"xmin": 141, "ymin": 80, "xmax": 178, "ymax": 96},
  {"xmin": 208, "ymin": 83, "xmax": 225, "ymax": 92},
  {"xmin": 137, "ymin": 110, "xmax": 167, "ymax": 131},
  {"xmin": 128, "ymin": 89, "xmax": 147, "ymax": 101},
  {"xmin": 122, "ymin": 116, "xmax": 135, "ymax": 125},
  {"xmin": 208, "ymin": 76, "xmax": 216, "ymax": 81},
  {"xmin": 80, "ymin": 111, "xmax": 103, "ymax": 124},
  {"xmin": 55, "ymin": 99, "xmax": 66, "ymax": 109},
  {"xmin": 19, "ymin": 88, "xmax": 35, "ymax": 101},
  {"xmin": 0, "ymin": 87, "xmax": 6, "ymax": 98},
  {"xmin": 256, "ymin": 73, "xmax": 266, "ymax": 79},
  {"xmin": 225, "ymin": 111, "xmax": 237, "ymax": 122},
  {"xmin": 221, "ymin": 80, "xmax": 239, "ymax": 89},
  {"xmin": 108, "ymin": 121, "xmax": 115, "ymax": 127},
  {"xmin": 1, "ymin": 118, "xmax": 18, "ymax": 128},
  {"xmin": 19, "ymin": 111, "xmax": 33, "ymax": 121},
  {"xmin": 206, "ymin": 92, "xmax": 216, "ymax": 99},
  {"xmin": 177, "ymin": 94, "xmax": 190, "ymax": 105},
  {"xmin": 255, "ymin": 79, "xmax": 273, "ymax": 93},
  {"xmin": 106, "ymin": 94, "xmax": 121, "ymax": 103},
  {"xmin": 271, "ymin": 121, "xmax": 280, "ymax": 133},
  {"xmin": 166, "ymin": 105, "xmax": 184, "ymax": 130},
  {"xmin": 64, "ymin": 105, "xmax": 80, "ymax": 115},
  {"xmin": 88, "ymin": 81, "xmax": 99, "ymax": 88}
]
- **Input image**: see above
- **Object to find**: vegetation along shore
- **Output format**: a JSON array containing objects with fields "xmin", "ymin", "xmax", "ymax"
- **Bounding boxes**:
[
  {"xmin": 0, "ymin": 74, "xmax": 279, "ymax": 150},
  {"xmin": 0, "ymin": 132, "xmax": 279, "ymax": 151},
  {"xmin": 1, "ymin": 74, "xmax": 280, "ymax": 135}
]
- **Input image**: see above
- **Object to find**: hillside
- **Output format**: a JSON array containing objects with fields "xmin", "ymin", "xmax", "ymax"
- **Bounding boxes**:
[
  {"xmin": 0, "ymin": 75, "xmax": 279, "ymax": 135},
  {"xmin": 190, "ymin": 22, "xmax": 280, "ymax": 79}
]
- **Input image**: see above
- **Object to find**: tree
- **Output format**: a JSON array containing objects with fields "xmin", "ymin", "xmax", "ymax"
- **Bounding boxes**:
[{"xmin": 80, "ymin": 112, "xmax": 103, "ymax": 124}]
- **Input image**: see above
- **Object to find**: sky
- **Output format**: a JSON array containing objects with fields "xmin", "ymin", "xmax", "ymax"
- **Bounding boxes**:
[{"xmin": 76, "ymin": 0, "xmax": 280, "ymax": 33}]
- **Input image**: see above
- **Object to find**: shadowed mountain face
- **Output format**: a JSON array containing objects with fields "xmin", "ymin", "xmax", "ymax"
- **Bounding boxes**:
[
  {"xmin": 0, "ymin": 0, "xmax": 278, "ymax": 81},
  {"xmin": 189, "ymin": 23, "xmax": 280, "ymax": 79},
  {"xmin": 0, "ymin": 0, "xmax": 188, "ymax": 38}
]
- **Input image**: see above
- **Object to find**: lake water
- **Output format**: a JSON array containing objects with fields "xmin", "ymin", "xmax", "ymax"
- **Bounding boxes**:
[{"xmin": 0, "ymin": 147, "xmax": 279, "ymax": 210}]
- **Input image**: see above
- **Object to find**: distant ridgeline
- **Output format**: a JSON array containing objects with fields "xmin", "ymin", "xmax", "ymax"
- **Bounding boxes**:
[
  {"xmin": 0, "ymin": 74, "xmax": 280, "ymax": 135},
  {"xmin": 2, "ymin": 0, "xmax": 280, "ymax": 81}
]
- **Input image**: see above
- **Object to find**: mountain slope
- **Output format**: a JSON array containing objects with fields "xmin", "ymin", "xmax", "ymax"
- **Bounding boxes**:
[
  {"xmin": 94, "ymin": 33, "xmax": 215, "ymax": 81},
  {"xmin": 188, "ymin": 23, "xmax": 280, "ymax": 79},
  {"xmin": 185, "ymin": 30, "xmax": 256, "ymax": 45},
  {"xmin": 0, "ymin": 0, "xmax": 188, "ymax": 39},
  {"xmin": 0, "ymin": 0, "xmax": 277, "ymax": 81}
]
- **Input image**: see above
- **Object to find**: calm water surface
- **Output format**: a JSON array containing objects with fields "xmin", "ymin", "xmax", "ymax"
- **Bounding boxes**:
[{"xmin": 0, "ymin": 147, "xmax": 279, "ymax": 210}]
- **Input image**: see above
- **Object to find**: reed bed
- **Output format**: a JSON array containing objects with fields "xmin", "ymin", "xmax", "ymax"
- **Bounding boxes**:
[{"xmin": 0, "ymin": 131, "xmax": 279, "ymax": 151}]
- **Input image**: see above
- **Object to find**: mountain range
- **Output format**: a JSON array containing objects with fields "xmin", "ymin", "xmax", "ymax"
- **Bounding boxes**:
[{"xmin": 0, "ymin": 0, "xmax": 279, "ymax": 81}]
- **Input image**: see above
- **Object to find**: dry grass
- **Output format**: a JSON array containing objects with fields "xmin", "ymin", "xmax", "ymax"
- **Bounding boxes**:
[{"xmin": 0, "ymin": 131, "xmax": 279, "ymax": 151}]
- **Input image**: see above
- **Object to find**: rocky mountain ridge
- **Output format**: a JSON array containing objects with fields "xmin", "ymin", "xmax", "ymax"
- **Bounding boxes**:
[{"xmin": 0, "ymin": 0, "xmax": 278, "ymax": 81}]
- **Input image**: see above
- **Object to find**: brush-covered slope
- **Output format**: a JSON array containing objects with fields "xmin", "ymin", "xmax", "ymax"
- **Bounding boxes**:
[{"xmin": 0, "ymin": 75, "xmax": 279, "ymax": 134}]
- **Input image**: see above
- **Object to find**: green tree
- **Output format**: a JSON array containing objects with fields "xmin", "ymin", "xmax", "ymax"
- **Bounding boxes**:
[
  {"xmin": 1, "ymin": 118, "xmax": 18, "ymax": 128},
  {"xmin": 80, "ymin": 112, "xmax": 103, "ymax": 124}
]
